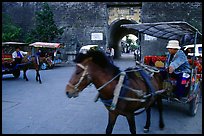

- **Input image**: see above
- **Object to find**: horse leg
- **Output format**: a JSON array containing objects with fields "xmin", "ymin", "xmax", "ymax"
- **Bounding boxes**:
[
  {"xmin": 23, "ymin": 69, "xmax": 29, "ymax": 81},
  {"xmin": 157, "ymin": 96, "xmax": 165, "ymax": 129},
  {"xmin": 125, "ymin": 114, "xmax": 136, "ymax": 134},
  {"xmin": 106, "ymin": 111, "xmax": 118, "ymax": 134},
  {"xmin": 36, "ymin": 70, "xmax": 39, "ymax": 82},
  {"xmin": 36, "ymin": 70, "xmax": 42, "ymax": 84},
  {"xmin": 38, "ymin": 71, "xmax": 42, "ymax": 84},
  {"xmin": 144, "ymin": 107, "xmax": 151, "ymax": 133}
]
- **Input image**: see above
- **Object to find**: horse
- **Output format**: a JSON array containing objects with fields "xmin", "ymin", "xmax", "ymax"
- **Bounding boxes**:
[
  {"xmin": 65, "ymin": 47, "xmax": 166, "ymax": 134},
  {"xmin": 19, "ymin": 52, "xmax": 42, "ymax": 84}
]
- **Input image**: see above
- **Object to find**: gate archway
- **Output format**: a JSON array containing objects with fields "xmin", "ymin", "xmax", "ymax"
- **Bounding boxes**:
[{"xmin": 108, "ymin": 19, "xmax": 139, "ymax": 58}]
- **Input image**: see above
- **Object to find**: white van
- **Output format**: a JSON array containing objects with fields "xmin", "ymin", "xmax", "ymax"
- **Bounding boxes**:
[{"xmin": 183, "ymin": 44, "xmax": 202, "ymax": 57}]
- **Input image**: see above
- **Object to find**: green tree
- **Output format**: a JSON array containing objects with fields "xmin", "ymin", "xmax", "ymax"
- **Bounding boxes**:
[
  {"xmin": 2, "ymin": 14, "xmax": 22, "ymax": 42},
  {"xmin": 26, "ymin": 3, "xmax": 64, "ymax": 43}
]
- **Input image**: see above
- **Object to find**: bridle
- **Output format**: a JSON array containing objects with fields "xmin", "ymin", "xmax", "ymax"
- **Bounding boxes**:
[{"xmin": 67, "ymin": 63, "xmax": 91, "ymax": 94}]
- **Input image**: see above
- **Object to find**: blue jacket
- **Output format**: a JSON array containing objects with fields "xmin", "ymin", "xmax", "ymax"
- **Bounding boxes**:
[{"xmin": 165, "ymin": 50, "xmax": 191, "ymax": 74}]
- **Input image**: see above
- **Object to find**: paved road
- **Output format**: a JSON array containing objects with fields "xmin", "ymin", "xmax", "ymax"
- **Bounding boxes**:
[{"xmin": 2, "ymin": 54, "xmax": 202, "ymax": 134}]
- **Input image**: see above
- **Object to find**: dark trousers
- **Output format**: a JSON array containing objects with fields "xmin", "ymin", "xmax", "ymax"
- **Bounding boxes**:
[
  {"xmin": 159, "ymin": 69, "xmax": 190, "ymax": 97},
  {"xmin": 13, "ymin": 58, "xmax": 22, "ymax": 67}
]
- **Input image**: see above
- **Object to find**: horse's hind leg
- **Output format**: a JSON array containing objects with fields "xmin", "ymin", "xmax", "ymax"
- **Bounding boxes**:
[
  {"xmin": 144, "ymin": 107, "xmax": 151, "ymax": 133},
  {"xmin": 106, "ymin": 112, "xmax": 118, "ymax": 134},
  {"xmin": 38, "ymin": 73, "xmax": 42, "ymax": 84},
  {"xmin": 23, "ymin": 69, "xmax": 29, "ymax": 81},
  {"xmin": 157, "ymin": 96, "xmax": 165, "ymax": 129},
  {"xmin": 36, "ymin": 70, "xmax": 42, "ymax": 84},
  {"xmin": 126, "ymin": 114, "xmax": 136, "ymax": 134},
  {"xmin": 36, "ymin": 73, "xmax": 38, "ymax": 82}
]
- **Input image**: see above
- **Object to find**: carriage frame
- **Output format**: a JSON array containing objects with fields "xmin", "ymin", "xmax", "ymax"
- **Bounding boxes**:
[{"xmin": 121, "ymin": 21, "xmax": 202, "ymax": 116}]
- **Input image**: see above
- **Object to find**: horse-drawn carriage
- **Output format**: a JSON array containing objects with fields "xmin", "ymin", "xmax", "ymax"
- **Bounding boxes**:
[
  {"xmin": 2, "ymin": 42, "xmax": 31, "ymax": 78},
  {"xmin": 65, "ymin": 21, "xmax": 202, "ymax": 134},
  {"xmin": 2, "ymin": 42, "xmax": 42, "ymax": 83},
  {"xmin": 29, "ymin": 42, "xmax": 64, "ymax": 70},
  {"xmin": 121, "ymin": 21, "xmax": 202, "ymax": 116}
]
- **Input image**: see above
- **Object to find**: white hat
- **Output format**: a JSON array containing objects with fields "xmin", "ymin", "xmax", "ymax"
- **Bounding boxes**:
[{"xmin": 166, "ymin": 40, "xmax": 181, "ymax": 49}]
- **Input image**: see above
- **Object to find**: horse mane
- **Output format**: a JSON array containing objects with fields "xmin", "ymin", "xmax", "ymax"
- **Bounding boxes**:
[{"xmin": 74, "ymin": 49, "xmax": 120, "ymax": 75}]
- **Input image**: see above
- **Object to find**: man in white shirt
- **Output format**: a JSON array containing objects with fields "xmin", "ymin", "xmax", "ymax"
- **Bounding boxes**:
[
  {"xmin": 110, "ymin": 48, "xmax": 114, "ymax": 60},
  {"xmin": 12, "ymin": 46, "xmax": 28, "ymax": 64}
]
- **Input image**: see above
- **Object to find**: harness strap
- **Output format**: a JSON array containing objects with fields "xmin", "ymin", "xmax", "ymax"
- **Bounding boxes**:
[
  {"xmin": 135, "ymin": 61, "xmax": 160, "ymax": 73},
  {"xmin": 36, "ymin": 55, "xmax": 40, "ymax": 65},
  {"xmin": 77, "ymin": 63, "xmax": 86, "ymax": 70},
  {"xmin": 139, "ymin": 69, "xmax": 156, "ymax": 96},
  {"xmin": 122, "ymin": 85, "xmax": 145, "ymax": 97},
  {"xmin": 110, "ymin": 72, "xmax": 126, "ymax": 110},
  {"xmin": 74, "ymin": 65, "xmax": 88, "ymax": 91},
  {"xmin": 96, "ymin": 73, "xmax": 121, "ymax": 91},
  {"xmin": 119, "ymin": 96, "xmax": 146, "ymax": 102}
]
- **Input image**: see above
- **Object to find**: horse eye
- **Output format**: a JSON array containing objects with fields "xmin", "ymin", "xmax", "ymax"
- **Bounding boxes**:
[{"xmin": 76, "ymin": 70, "xmax": 82, "ymax": 75}]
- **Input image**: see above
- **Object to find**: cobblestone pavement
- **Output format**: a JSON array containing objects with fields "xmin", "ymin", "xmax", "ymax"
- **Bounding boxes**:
[{"xmin": 2, "ymin": 53, "xmax": 202, "ymax": 134}]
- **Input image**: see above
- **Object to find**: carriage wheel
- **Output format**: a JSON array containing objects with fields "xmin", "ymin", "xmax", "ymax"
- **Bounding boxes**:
[
  {"xmin": 41, "ymin": 63, "xmax": 47, "ymax": 70},
  {"xmin": 13, "ymin": 69, "xmax": 20, "ymax": 78},
  {"xmin": 189, "ymin": 82, "xmax": 200, "ymax": 116}
]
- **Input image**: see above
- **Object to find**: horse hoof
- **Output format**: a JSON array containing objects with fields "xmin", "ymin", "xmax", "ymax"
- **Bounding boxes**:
[
  {"xmin": 159, "ymin": 123, "xmax": 165, "ymax": 130},
  {"xmin": 143, "ymin": 128, "xmax": 149, "ymax": 133}
]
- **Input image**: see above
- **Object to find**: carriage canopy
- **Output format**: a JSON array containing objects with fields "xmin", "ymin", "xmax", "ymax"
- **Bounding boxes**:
[
  {"xmin": 121, "ymin": 21, "xmax": 202, "ymax": 42},
  {"xmin": 2, "ymin": 42, "xmax": 28, "ymax": 46},
  {"xmin": 29, "ymin": 42, "xmax": 62, "ymax": 48}
]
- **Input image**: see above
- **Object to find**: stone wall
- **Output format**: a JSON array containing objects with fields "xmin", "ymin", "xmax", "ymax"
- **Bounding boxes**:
[
  {"xmin": 2, "ymin": 2, "xmax": 202, "ymax": 60},
  {"xmin": 2, "ymin": 2, "xmax": 108, "ymax": 61},
  {"xmin": 140, "ymin": 2, "xmax": 202, "ymax": 58}
]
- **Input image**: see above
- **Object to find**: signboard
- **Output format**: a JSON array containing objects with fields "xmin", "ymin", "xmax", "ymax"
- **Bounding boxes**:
[{"xmin": 91, "ymin": 33, "xmax": 103, "ymax": 40}]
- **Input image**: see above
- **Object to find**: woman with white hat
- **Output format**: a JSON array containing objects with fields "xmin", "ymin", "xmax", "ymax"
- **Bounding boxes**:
[{"xmin": 162, "ymin": 40, "xmax": 191, "ymax": 98}]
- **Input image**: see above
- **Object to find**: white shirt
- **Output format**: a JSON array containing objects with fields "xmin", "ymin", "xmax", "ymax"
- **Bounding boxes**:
[
  {"xmin": 110, "ymin": 48, "xmax": 114, "ymax": 56},
  {"xmin": 12, "ymin": 51, "xmax": 28, "ymax": 60}
]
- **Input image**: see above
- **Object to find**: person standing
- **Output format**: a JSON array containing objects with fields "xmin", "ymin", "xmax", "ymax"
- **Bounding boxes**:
[
  {"xmin": 110, "ymin": 47, "xmax": 114, "ymax": 60},
  {"xmin": 106, "ymin": 47, "xmax": 114, "ymax": 64}
]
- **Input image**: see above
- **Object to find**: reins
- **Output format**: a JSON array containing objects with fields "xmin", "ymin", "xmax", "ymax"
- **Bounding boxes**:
[
  {"xmin": 67, "ymin": 61, "xmax": 166, "ymax": 114},
  {"xmin": 95, "ymin": 65, "xmax": 166, "ymax": 112},
  {"xmin": 67, "ymin": 63, "xmax": 91, "ymax": 93}
]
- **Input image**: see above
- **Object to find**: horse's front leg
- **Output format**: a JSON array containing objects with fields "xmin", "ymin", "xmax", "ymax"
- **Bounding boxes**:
[
  {"xmin": 23, "ymin": 69, "xmax": 29, "ymax": 81},
  {"xmin": 144, "ymin": 107, "xmax": 151, "ymax": 133},
  {"xmin": 156, "ymin": 95, "xmax": 165, "ymax": 129},
  {"xmin": 106, "ymin": 111, "xmax": 118, "ymax": 134},
  {"xmin": 125, "ymin": 114, "xmax": 136, "ymax": 134}
]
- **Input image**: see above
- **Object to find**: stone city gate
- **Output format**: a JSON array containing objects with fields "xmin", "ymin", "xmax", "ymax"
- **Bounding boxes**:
[{"xmin": 107, "ymin": 5, "xmax": 141, "ymax": 58}]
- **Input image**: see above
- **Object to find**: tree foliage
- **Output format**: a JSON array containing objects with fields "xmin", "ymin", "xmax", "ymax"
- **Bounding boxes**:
[
  {"xmin": 26, "ymin": 3, "xmax": 64, "ymax": 43},
  {"xmin": 2, "ymin": 14, "xmax": 22, "ymax": 42}
]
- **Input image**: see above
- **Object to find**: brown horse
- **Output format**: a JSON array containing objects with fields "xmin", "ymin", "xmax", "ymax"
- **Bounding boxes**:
[
  {"xmin": 20, "ymin": 53, "xmax": 42, "ymax": 84},
  {"xmin": 65, "ymin": 47, "xmax": 165, "ymax": 134}
]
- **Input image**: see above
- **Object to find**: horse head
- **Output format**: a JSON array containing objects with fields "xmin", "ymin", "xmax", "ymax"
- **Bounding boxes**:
[
  {"xmin": 65, "ymin": 56, "xmax": 92, "ymax": 98},
  {"xmin": 65, "ymin": 45, "xmax": 119, "ymax": 98}
]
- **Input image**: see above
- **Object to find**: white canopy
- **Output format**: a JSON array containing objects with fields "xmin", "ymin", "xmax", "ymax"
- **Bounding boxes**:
[{"xmin": 29, "ymin": 42, "xmax": 61, "ymax": 48}]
